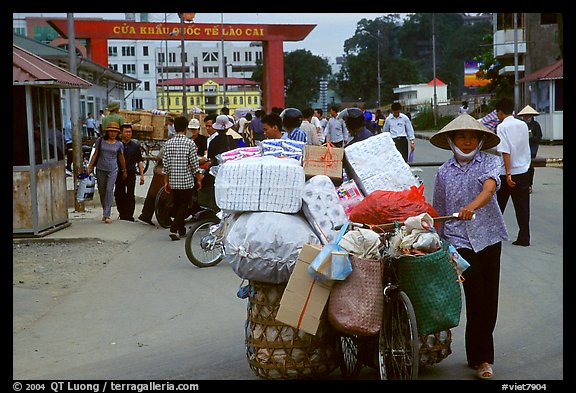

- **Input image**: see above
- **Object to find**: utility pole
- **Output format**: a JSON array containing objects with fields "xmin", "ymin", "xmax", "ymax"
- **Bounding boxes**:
[
  {"xmin": 67, "ymin": 13, "xmax": 84, "ymax": 212},
  {"xmin": 513, "ymin": 12, "xmax": 520, "ymax": 113},
  {"xmin": 221, "ymin": 13, "xmax": 227, "ymax": 107},
  {"xmin": 179, "ymin": 14, "xmax": 187, "ymax": 118}
]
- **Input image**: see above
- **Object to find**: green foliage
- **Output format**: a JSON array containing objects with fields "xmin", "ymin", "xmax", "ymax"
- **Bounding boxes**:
[
  {"xmin": 284, "ymin": 49, "xmax": 331, "ymax": 109},
  {"xmin": 412, "ymin": 107, "xmax": 456, "ymax": 131},
  {"xmin": 336, "ymin": 13, "xmax": 492, "ymax": 106}
]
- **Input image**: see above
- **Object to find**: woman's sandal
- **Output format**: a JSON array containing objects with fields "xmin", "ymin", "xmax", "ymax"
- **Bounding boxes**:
[{"xmin": 476, "ymin": 363, "xmax": 493, "ymax": 380}]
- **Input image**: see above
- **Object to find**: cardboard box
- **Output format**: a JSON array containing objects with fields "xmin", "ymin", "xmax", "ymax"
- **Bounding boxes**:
[
  {"xmin": 303, "ymin": 145, "xmax": 344, "ymax": 185},
  {"xmin": 275, "ymin": 244, "xmax": 333, "ymax": 335}
]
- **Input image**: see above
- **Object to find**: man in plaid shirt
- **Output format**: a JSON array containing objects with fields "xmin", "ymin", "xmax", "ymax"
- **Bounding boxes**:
[{"xmin": 162, "ymin": 116, "xmax": 204, "ymax": 240}]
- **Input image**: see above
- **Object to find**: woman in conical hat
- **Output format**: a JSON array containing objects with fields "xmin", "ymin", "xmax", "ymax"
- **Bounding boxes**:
[{"xmin": 430, "ymin": 112, "xmax": 509, "ymax": 380}]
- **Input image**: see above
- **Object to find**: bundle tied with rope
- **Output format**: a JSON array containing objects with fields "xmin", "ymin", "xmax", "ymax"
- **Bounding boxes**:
[{"xmin": 302, "ymin": 142, "xmax": 345, "ymax": 185}]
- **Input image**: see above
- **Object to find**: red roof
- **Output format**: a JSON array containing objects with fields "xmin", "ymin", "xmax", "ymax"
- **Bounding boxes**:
[
  {"xmin": 427, "ymin": 78, "xmax": 446, "ymax": 86},
  {"xmin": 519, "ymin": 58, "xmax": 563, "ymax": 82},
  {"xmin": 162, "ymin": 77, "xmax": 259, "ymax": 87},
  {"xmin": 13, "ymin": 44, "xmax": 91, "ymax": 88}
]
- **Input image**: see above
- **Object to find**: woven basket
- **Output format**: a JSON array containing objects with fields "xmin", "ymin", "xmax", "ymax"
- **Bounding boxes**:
[
  {"xmin": 418, "ymin": 329, "xmax": 452, "ymax": 368},
  {"xmin": 327, "ymin": 256, "xmax": 383, "ymax": 336},
  {"xmin": 245, "ymin": 281, "xmax": 339, "ymax": 379},
  {"xmin": 397, "ymin": 242, "xmax": 462, "ymax": 335}
]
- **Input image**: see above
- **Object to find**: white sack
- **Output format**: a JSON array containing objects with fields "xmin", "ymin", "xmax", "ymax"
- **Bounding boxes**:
[{"xmin": 225, "ymin": 211, "xmax": 321, "ymax": 283}]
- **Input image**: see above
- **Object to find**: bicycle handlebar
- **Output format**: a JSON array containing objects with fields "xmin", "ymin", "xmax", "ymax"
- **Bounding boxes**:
[{"xmin": 335, "ymin": 213, "xmax": 475, "ymax": 232}]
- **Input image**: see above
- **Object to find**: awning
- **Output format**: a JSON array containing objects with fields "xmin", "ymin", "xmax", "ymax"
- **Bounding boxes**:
[
  {"xmin": 13, "ymin": 44, "xmax": 92, "ymax": 89},
  {"xmin": 519, "ymin": 58, "xmax": 563, "ymax": 83}
]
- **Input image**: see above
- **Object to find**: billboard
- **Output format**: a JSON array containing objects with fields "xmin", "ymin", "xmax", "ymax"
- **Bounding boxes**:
[{"xmin": 464, "ymin": 61, "xmax": 489, "ymax": 87}]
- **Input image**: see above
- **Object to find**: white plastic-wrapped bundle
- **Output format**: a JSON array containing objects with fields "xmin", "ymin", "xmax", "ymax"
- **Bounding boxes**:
[
  {"xmin": 225, "ymin": 211, "xmax": 321, "ymax": 283},
  {"xmin": 301, "ymin": 175, "xmax": 349, "ymax": 244},
  {"xmin": 344, "ymin": 132, "xmax": 419, "ymax": 195},
  {"xmin": 215, "ymin": 156, "xmax": 305, "ymax": 213}
]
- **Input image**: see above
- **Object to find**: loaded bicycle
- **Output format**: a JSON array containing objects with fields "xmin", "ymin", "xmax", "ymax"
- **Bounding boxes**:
[{"xmin": 335, "ymin": 214, "xmax": 460, "ymax": 380}]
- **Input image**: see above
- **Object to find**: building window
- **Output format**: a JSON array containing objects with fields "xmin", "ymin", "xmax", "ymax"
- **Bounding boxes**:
[
  {"xmin": 132, "ymin": 99, "xmax": 143, "ymax": 110},
  {"xmin": 256, "ymin": 51, "xmax": 263, "ymax": 61},
  {"xmin": 122, "ymin": 46, "xmax": 136, "ymax": 57},
  {"xmin": 108, "ymin": 46, "xmax": 118, "ymax": 57},
  {"xmin": 143, "ymin": 64, "xmax": 150, "ymax": 74},
  {"xmin": 202, "ymin": 51, "xmax": 219, "ymax": 62},
  {"xmin": 109, "ymin": 64, "xmax": 119, "ymax": 72},
  {"xmin": 233, "ymin": 52, "xmax": 241, "ymax": 62},
  {"xmin": 123, "ymin": 64, "xmax": 136, "ymax": 74},
  {"xmin": 244, "ymin": 52, "xmax": 252, "ymax": 62},
  {"xmin": 144, "ymin": 81, "xmax": 150, "ymax": 91},
  {"xmin": 143, "ymin": 46, "xmax": 149, "ymax": 56},
  {"xmin": 176, "ymin": 97, "xmax": 180, "ymax": 106}
]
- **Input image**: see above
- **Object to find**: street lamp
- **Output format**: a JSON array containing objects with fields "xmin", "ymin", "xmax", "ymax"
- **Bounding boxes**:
[
  {"xmin": 221, "ymin": 13, "xmax": 228, "ymax": 106},
  {"xmin": 361, "ymin": 29, "xmax": 381, "ymax": 108}
]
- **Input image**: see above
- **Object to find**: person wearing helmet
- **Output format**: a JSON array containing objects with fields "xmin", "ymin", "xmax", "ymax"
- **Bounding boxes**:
[
  {"xmin": 338, "ymin": 107, "xmax": 374, "ymax": 147},
  {"xmin": 281, "ymin": 107, "xmax": 308, "ymax": 143}
]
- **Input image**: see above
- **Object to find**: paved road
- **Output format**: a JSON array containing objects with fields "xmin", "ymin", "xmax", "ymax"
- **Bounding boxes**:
[{"xmin": 13, "ymin": 137, "xmax": 563, "ymax": 383}]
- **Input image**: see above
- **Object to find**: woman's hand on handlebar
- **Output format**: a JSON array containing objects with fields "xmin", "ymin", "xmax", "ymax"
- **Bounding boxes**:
[{"xmin": 457, "ymin": 208, "xmax": 476, "ymax": 220}]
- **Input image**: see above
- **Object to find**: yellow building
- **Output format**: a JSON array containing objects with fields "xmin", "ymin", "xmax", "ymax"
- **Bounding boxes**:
[{"xmin": 158, "ymin": 77, "xmax": 261, "ymax": 116}]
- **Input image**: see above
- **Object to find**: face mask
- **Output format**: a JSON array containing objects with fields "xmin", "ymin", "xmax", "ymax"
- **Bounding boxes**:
[{"xmin": 447, "ymin": 136, "xmax": 485, "ymax": 164}]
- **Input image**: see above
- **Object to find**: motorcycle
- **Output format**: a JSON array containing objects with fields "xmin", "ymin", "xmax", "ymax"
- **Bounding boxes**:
[{"xmin": 154, "ymin": 184, "xmax": 226, "ymax": 268}]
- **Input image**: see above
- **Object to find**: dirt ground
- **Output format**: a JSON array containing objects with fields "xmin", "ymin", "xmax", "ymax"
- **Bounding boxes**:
[{"xmin": 13, "ymin": 240, "xmax": 128, "ymax": 298}]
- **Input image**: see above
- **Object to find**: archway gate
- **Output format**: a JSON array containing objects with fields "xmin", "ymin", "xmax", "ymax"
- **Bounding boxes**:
[{"xmin": 47, "ymin": 19, "xmax": 316, "ymax": 111}]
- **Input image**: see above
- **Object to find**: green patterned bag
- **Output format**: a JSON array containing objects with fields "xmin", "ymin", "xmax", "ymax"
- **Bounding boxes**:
[{"xmin": 397, "ymin": 242, "xmax": 462, "ymax": 335}]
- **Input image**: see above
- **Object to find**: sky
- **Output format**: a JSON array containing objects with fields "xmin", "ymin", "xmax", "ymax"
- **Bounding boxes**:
[{"xmin": 13, "ymin": 12, "xmax": 411, "ymax": 62}]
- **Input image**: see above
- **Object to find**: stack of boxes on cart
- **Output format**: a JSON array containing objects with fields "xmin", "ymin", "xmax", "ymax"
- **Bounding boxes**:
[{"xmin": 215, "ymin": 132, "xmax": 450, "ymax": 379}]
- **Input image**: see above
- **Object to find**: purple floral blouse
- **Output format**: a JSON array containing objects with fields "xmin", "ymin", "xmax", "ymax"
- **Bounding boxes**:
[{"xmin": 433, "ymin": 151, "xmax": 509, "ymax": 253}]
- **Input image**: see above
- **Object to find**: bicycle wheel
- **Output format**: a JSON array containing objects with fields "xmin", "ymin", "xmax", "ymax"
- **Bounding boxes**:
[
  {"xmin": 184, "ymin": 218, "xmax": 223, "ymax": 267},
  {"xmin": 378, "ymin": 290, "xmax": 419, "ymax": 380},
  {"xmin": 139, "ymin": 144, "xmax": 150, "ymax": 174},
  {"xmin": 154, "ymin": 186, "xmax": 174, "ymax": 228},
  {"xmin": 338, "ymin": 334, "xmax": 362, "ymax": 379}
]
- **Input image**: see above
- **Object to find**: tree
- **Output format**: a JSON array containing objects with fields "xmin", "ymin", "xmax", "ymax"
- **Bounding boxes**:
[{"xmin": 284, "ymin": 49, "xmax": 331, "ymax": 109}]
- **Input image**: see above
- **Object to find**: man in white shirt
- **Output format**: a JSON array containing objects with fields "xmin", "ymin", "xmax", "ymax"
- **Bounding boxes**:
[
  {"xmin": 301, "ymin": 107, "xmax": 321, "ymax": 145},
  {"xmin": 495, "ymin": 98, "xmax": 532, "ymax": 246},
  {"xmin": 325, "ymin": 105, "xmax": 348, "ymax": 147},
  {"xmin": 382, "ymin": 102, "xmax": 415, "ymax": 162}
]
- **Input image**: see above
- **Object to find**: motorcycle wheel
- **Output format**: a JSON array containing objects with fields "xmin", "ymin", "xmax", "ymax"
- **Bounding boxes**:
[
  {"xmin": 184, "ymin": 218, "xmax": 223, "ymax": 268},
  {"xmin": 154, "ymin": 186, "xmax": 174, "ymax": 228}
]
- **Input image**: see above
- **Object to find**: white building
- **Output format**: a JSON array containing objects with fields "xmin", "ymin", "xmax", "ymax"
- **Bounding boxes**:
[
  {"xmin": 393, "ymin": 78, "xmax": 448, "ymax": 109},
  {"xmin": 14, "ymin": 13, "xmax": 264, "ymax": 112}
]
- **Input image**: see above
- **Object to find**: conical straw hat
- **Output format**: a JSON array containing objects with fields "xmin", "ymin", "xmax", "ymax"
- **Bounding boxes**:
[
  {"xmin": 517, "ymin": 105, "xmax": 539, "ymax": 116},
  {"xmin": 430, "ymin": 113, "xmax": 500, "ymax": 150}
]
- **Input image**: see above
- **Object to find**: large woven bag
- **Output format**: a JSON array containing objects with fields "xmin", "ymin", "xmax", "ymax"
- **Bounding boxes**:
[
  {"xmin": 327, "ymin": 256, "xmax": 383, "ymax": 336},
  {"xmin": 397, "ymin": 242, "xmax": 462, "ymax": 335}
]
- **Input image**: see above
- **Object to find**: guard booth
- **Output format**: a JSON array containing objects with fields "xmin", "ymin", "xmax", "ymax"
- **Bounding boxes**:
[{"xmin": 13, "ymin": 44, "xmax": 91, "ymax": 237}]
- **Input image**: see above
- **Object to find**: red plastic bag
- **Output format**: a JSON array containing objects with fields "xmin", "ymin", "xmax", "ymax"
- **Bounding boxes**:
[{"xmin": 349, "ymin": 184, "xmax": 438, "ymax": 226}]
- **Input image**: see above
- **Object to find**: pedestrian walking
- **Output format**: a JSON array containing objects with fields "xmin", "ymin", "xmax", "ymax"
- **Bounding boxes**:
[
  {"xmin": 114, "ymin": 123, "xmax": 145, "ymax": 222},
  {"xmin": 325, "ymin": 105, "xmax": 348, "ymax": 147},
  {"xmin": 85, "ymin": 112, "xmax": 96, "ymax": 137},
  {"xmin": 383, "ymin": 102, "xmax": 415, "ymax": 162},
  {"xmin": 101, "ymin": 101, "xmax": 124, "ymax": 132},
  {"xmin": 517, "ymin": 105, "xmax": 542, "ymax": 193},
  {"xmin": 300, "ymin": 107, "xmax": 321, "ymax": 145},
  {"xmin": 430, "ymin": 113, "xmax": 508, "ymax": 380},
  {"xmin": 495, "ymin": 98, "xmax": 532, "ymax": 247},
  {"xmin": 86, "ymin": 121, "xmax": 127, "ymax": 224},
  {"xmin": 137, "ymin": 145, "xmax": 163, "ymax": 226},
  {"xmin": 162, "ymin": 116, "xmax": 204, "ymax": 240},
  {"xmin": 459, "ymin": 100, "xmax": 470, "ymax": 114}
]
